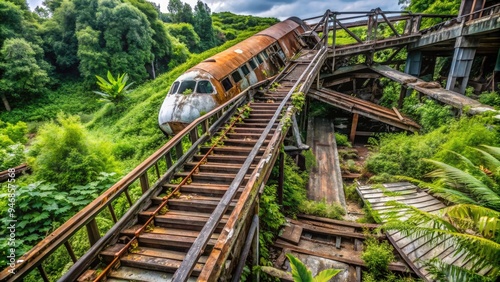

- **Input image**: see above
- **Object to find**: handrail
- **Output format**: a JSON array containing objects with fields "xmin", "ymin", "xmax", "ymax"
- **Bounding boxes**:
[
  {"xmin": 0, "ymin": 80, "xmax": 269, "ymax": 282},
  {"xmin": 171, "ymin": 46, "xmax": 328, "ymax": 281}
]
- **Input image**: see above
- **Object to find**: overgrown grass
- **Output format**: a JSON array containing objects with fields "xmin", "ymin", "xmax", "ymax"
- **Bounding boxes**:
[
  {"xmin": 299, "ymin": 199, "xmax": 345, "ymax": 220},
  {"xmin": 365, "ymin": 114, "xmax": 499, "ymax": 180}
]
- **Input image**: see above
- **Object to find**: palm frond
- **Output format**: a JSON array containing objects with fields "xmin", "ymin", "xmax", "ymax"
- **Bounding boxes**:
[
  {"xmin": 472, "ymin": 147, "xmax": 500, "ymax": 172},
  {"xmin": 423, "ymin": 159, "xmax": 500, "ymax": 211},
  {"xmin": 444, "ymin": 204, "xmax": 500, "ymax": 238},
  {"xmin": 479, "ymin": 145, "xmax": 500, "ymax": 160},
  {"xmin": 424, "ymin": 258, "xmax": 496, "ymax": 282}
]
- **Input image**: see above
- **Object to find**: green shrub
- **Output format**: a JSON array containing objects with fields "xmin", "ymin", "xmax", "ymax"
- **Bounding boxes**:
[
  {"xmin": 335, "ymin": 133, "xmax": 352, "ymax": 147},
  {"xmin": 361, "ymin": 238, "xmax": 395, "ymax": 279},
  {"xmin": 0, "ymin": 120, "xmax": 28, "ymax": 170},
  {"xmin": 479, "ymin": 91, "xmax": 500, "ymax": 108},
  {"xmin": 29, "ymin": 114, "xmax": 118, "ymax": 191},
  {"xmin": 299, "ymin": 199, "xmax": 345, "ymax": 220}
]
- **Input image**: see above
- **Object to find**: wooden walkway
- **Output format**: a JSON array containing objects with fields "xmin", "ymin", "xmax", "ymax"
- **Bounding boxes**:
[
  {"xmin": 306, "ymin": 117, "xmax": 346, "ymax": 207},
  {"xmin": 356, "ymin": 182, "xmax": 475, "ymax": 281}
]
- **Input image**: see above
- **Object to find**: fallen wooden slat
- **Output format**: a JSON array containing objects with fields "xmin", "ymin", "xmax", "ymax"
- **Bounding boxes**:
[
  {"xmin": 279, "ymin": 224, "xmax": 303, "ymax": 245},
  {"xmin": 273, "ymin": 240, "xmax": 411, "ymax": 273}
]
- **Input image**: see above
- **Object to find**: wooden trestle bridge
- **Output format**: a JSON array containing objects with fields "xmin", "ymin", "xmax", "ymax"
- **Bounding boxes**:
[{"xmin": 2, "ymin": 1, "xmax": 499, "ymax": 281}]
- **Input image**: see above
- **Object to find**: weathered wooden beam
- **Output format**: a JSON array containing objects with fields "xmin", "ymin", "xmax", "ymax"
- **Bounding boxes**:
[{"xmin": 350, "ymin": 113, "xmax": 359, "ymax": 143}]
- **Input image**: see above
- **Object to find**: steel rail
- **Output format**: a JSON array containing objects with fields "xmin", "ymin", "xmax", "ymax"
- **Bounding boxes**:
[{"xmin": 91, "ymin": 104, "xmax": 253, "ymax": 281}]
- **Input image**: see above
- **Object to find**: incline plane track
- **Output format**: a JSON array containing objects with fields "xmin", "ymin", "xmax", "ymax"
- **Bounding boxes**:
[{"xmin": 0, "ymin": 47, "xmax": 326, "ymax": 282}]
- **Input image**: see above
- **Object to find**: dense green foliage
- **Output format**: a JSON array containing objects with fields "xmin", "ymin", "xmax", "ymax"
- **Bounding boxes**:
[
  {"xmin": 0, "ymin": 172, "xmax": 117, "ymax": 267},
  {"xmin": 29, "ymin": 114, "xmax": 117, "ymax": 191},
  {"xmin": 361, "ymin": 238, "xmax": 395, "ymax": 279},
  {"xmin": 0, "ymin": 120, "xmax": 27, "ymax": 170},
  {"xmin": 366, "ymin": 115, "xmax": 499, "ymax": 180}
]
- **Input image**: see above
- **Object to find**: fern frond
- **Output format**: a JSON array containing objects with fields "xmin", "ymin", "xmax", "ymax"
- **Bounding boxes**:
[{"xmin": 423, "ymin": 159, "xmax": 500, "ymax": 210}]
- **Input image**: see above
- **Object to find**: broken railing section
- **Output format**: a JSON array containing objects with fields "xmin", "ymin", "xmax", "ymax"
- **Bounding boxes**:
[{"xmin": 0, "ymin": 82, "xmax": 265, "ymax": 282}]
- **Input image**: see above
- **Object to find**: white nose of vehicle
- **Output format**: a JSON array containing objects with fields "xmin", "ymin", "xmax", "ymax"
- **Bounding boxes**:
[{"xmin": 158, "ymin": 94, "xmax": 218, "ymax": 135}]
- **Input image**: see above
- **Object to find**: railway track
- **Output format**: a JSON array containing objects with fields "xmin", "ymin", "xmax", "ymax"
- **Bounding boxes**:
[{"xmin": 94, "ymin": 93, "xmax": 289, "ymax": 281}]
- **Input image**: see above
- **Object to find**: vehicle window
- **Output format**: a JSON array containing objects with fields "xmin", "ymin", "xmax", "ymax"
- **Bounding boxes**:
[
  {"xmin": 263, "ymin": 49, "xmax": 269, "ymax": 59},
  {"xmin": 232, "ymin": 71, "xmax": 242, "ymax": 83},
  {"xmin": 278, "ymin": 50, "xmax": 286, "ymax": 60},
  {"xmin": 249, "ymin": 58, "xmax": 257, "ymax": 69},
  {"xmin": 256, "ymin": 54, "xmax": 264, "ymax": 64},
  {"xmin": 196, "ymin": 80, "xmax": 214, "ymax": 94},
  {"xmin": 177, "ymin": 80, "xmax": 196, "ymax": 94},
  {"xmin": 222, "ymin": 77, "xmax": 233, "ymax": 91},
  {"xmin": 169, "ymin": 81, "xmax": 180, "ymax": 94},
  {"xmin": 241, "ymin": 64, "xmax": 250, "ymax": 76}
]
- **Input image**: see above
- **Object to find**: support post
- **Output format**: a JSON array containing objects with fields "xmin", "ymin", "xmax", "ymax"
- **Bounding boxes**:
[
  {"xmin": 278, "ymin": 151, "xmax": 284, "ymax": 206},
  {"xmin": 446, "ymin": 37, "xmax": 478, "ymax": 94},
  {"xmin": 350, "ymin": 113, "xmax": 359, "ymax": 144},
  {"xmin": 398, "ymin": 86, "xmax": 407, "ymax": 108},
  {"xmin": 86, "ymin": 219, "xmax": 101, "ymax": 246}
]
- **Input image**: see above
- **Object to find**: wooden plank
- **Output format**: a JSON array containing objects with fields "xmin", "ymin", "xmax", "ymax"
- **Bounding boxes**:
[
  {"xmin": 279, "ymin": 224, "xmax": 303, "ymax": 245},
  {"xmin": 297, "ymin": 214, "xmax": 379, "ymax": 229},
  {"xmin": 273, "ymin": 241, "xmax": 411, "ymax": 273},
  {"xmin": 392, "ymin": 107, "xmax": 404, "ymax": 121}
]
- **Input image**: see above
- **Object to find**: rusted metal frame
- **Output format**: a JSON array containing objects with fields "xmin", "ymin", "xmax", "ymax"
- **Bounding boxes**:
[
  {"xmin": 177, "ymin": 47, "xmax": 328, "ymax": 282},
  {"xmin": 90, "ymin": 97, "xmax": 252, "ymax": 282},
  {"xmin": 231, "ymin": 215, "xmax": 259, "ymax": 282},
  {"xmin": 336, "ymin": 19, "xmax": 363, "ymax": 44},
  {"xmin": 0, "ymin": 88, "xmax": 255, "ymax": 282},
  {"xmin": 309, "ymin": 10, "xmax": 330, "ymax": 45},
  {"xmin": 380, "ymin": 11, "xmax": 401, "ymax": 37},
  {"xmin": 383, "ymin": 45, "xmax": 405, "ymax": 64},
  {"xmin": 331, "ymin": 13, "xmax": 337, "ymax": 70}
]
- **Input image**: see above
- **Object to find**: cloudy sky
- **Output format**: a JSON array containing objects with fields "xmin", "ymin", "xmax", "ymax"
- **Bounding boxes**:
[{"xmin": 27, "ymin": 0, "xmax": 402, "ymax": 20}]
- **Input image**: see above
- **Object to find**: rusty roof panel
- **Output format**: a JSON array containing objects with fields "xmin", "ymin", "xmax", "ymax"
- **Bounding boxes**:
[
  {"xmin": 188, "ymin": 19, "xmax": 301, "ymax": 81},
  {"xmin": 192, "ymin": 36, "xmax": 276, "ymax": 80},
  {"xmin": 257, "ymin": 19, "xmax": 300, "ymax": 40}
]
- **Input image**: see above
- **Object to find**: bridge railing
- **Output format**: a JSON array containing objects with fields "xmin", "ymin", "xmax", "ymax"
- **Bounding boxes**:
[
  {"xmin": 0, "ymin": 81, "xmax": 271, "ymax": 281},
  {"xmin": 304, "ymin": 9, "xmax": 455, "ymax": 62}
]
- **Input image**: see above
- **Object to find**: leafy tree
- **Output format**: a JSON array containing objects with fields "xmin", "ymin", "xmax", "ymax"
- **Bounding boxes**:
[
  {"xmin": 124, "ymin": 0, "xmax": 171, "ymax": 75},
  {"xmin": 93, "ymin": 71, "xmax": 134, "ymax": 103},
  {"xmin": 167, "ymin": 0, "xmax": 193, "ymax": 24},
  {"xmin": 29, "ymin": 114, "xmax": 117, "ymax": 191},
  {"xmin": 0, "ymin": 38, "xmax": 50, "ymax": 111},
  {"xmin": 165, "ymin": 22, "xmax": 200, "ymax": 53},
  {"xmin": 386, "ymin": 146, "xmax": 500, "ymax": 281},
  {"xmin": 286, "ymin": 253, "xmax": 341, "ymax": 282},
  {"xmin": 41, "ymin": 0, "xmax": 79, "ymax": 71},
  {"xmin": 193, "ymin": 0, "xmax": 215, "ymax": 52},
  {"xmin": 0, "ymin": 0, "xmax": 24, "ymax": 46}
]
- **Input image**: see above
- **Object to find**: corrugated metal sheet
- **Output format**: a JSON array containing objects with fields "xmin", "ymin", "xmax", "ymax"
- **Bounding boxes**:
[
  {"xmin": 356, "ymin": 182, "xmax": 492, "ymax": 281},
  {"xmin": 189, "ymin": 19, "xmax": 301, "ymax": 81},
  {"xmin": 258, "ymin": 19, "xmax": 300, "ymax": 40}
]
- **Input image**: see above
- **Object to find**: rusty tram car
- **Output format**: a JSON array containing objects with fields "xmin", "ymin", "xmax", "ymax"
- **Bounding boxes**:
[{"xmin": 158, "ymin": 17, "xmax": 312, "ymax": 135}]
